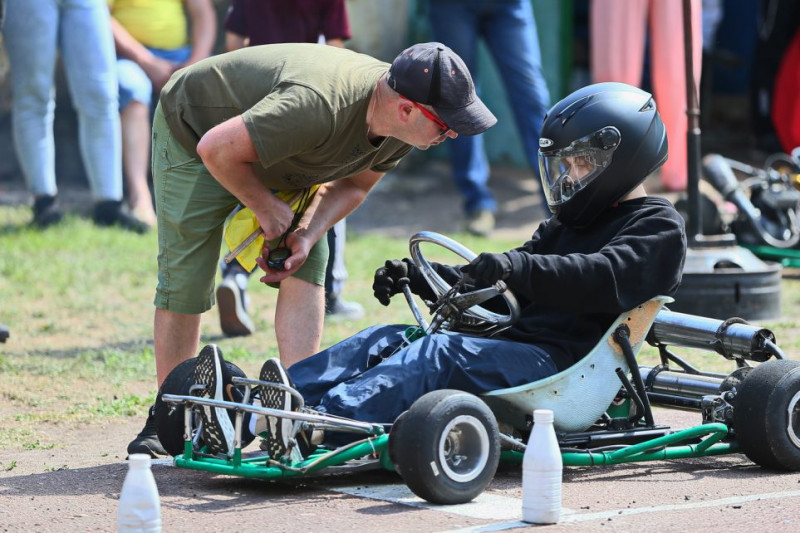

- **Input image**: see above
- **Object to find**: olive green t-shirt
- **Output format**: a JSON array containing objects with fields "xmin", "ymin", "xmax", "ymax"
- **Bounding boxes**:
[{"xmin": 159, "ymin": 43, "xmax": 413, "ymax": 189}]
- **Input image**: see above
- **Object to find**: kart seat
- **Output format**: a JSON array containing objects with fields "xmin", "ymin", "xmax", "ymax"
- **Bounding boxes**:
[{"xmin": 481, "ymin": 295, "xmax": 673, "ymax": 433}]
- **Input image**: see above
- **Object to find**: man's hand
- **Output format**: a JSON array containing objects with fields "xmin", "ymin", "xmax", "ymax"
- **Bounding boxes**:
[
  {"xmin": 142, "ymin": 55, "xmax": 177, "ymax": 90},
  {"xmin": 372, "ymin": 258, "xmax": 429, "ymax": 306},
  {"xmin": 252, "ymin": 195, "xmax": 295, "ymax": 241},
  {"xmin": 256, "ymin": 232, "xmax": 311, "ymax": 284},
  {"xmin": 460, "ymin": 252, "xmax": 512, "ymax": 284}
]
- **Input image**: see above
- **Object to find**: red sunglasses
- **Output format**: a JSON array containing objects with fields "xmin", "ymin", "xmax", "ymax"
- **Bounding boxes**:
[{"xmin": 400, "ymin": 95, "xmax": 451, "ymax": 135}]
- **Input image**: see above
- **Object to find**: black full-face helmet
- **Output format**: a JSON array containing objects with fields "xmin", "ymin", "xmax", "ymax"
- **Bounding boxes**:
[{"xmin": 538, "ymin": 82, "xmax": 668, "ymax": 228}]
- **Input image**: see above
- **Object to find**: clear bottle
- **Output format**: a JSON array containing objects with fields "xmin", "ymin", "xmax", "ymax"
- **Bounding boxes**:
[
  {"xmin": 117, "ymin": 454, "xmax": 162, "ymax": 533},
  {"xmin": 522, "ymin": 409, "xmax": 562, "ymax": 524}
]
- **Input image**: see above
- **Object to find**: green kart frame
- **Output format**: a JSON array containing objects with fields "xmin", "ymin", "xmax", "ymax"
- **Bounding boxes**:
[{"xmin": 157, "ymin": 232, "xmax": 800, "ymax": 505}]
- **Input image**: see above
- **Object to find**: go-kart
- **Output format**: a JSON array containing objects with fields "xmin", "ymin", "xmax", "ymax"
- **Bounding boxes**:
[
  {"xmin": 694, "ymin": 148, "xmax": 800, "ymax": 266},
  {"xmin": 156, "ymin": 231, "xmax": 800, "ymax": 505}
]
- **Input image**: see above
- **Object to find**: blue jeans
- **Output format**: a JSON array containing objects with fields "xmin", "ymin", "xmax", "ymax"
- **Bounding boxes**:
[
  {"xmin": 428, "ymin": 0, "xmax": 551, "ymax": 215},
  {"xmin": 4, "ymin": 0, "xmax": 122, "ymax": 200},
  {"xmin": 288, "ymin": 324, "xmax": 558, "ymax": 426}
]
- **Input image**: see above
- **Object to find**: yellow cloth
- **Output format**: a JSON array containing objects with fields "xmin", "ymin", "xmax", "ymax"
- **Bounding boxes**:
[
  {"xmin": 108, "ymin": 0, "xmax": 188, "ymax": 50},
  {"xmin": 224, "ymin": 187, "xmax": 318, "ymax": 272}
]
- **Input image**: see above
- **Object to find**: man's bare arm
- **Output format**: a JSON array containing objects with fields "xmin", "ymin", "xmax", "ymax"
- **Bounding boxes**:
[
  {"xmin": 183, "ymin": 0, "xmax": 216, "ymax": 66},
  {"xmin": 257, "ymin": 168, "xmax": 384, "ymax": 282},
  {"xmin": 110, "ymin": 17, "xmax": 175, "ymax": 89},
  {"xmin": 295, "ymin": 169, "xmax": 383, "ymax": 244},
  {"xmin": 196, "ymin": 115, "xmax": 294, "ymax": 240},
  {"xmin": 225, "ymin": 31, "xmax": 248, "ymax": 52}
]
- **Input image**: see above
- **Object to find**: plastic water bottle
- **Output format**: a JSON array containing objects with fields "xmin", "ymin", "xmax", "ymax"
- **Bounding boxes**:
[
  {"xmin": 118, "ymin": 454, "xmax": 162, "ymax": 533},
  {"xmin": 522, "ymin": 409, "xmax": 562, "ymax": 524}
]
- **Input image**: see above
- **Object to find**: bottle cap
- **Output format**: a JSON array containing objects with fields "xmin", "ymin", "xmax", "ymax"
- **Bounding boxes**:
[
  {"xmin": 533, "ymin": 409, "xmax": 554, "ymax": 424},
  {"xmin": 128, "ymin": 454, "xmax": 153, "ymax": 468}
]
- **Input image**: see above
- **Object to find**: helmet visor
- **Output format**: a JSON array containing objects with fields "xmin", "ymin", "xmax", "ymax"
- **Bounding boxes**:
[{"xmin": 538, "ymin": 126, "xmax": 620, "ymax": 207}]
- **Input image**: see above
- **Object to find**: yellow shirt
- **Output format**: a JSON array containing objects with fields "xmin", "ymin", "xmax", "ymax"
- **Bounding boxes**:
[{"xmin": 108, "ymin": 0, "xmax": 188, "ymax": 50}]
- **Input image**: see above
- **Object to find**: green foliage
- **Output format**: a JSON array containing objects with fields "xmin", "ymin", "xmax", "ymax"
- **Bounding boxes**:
[{"xmin": 22, "ymin": 439, "xmax": 56, "ymax": 451}]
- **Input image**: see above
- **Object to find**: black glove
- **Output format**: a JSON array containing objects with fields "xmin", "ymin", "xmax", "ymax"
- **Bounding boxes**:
[
  {"xmin": 372, "ymin": 258, "xmax": 430, "ymax": 306},
  {"xmin": 460, "ymin": 252, "xmax": 512, "ymax": 284}
]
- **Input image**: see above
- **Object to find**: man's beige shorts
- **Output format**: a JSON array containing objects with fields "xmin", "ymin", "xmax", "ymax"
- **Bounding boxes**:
[{"xmin": 151, "ymin": 104, "xmax": 328, "ymax": 314}]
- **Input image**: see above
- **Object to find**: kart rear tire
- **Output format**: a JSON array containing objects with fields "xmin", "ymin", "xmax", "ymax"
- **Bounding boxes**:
[
  {"xmin": 154, "ymin": 358, "xmax": 251, "ymax": 457},
  {"xmin": 390, "ymin": 390, "xmax": 500, "ymax": 504},
  {"xmin": 733, "ymin": 359, "xmax": 800, "ymax": 470}
]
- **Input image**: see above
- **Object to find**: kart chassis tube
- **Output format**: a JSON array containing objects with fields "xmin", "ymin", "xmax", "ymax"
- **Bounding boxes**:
[{"xmin": 501, "ymin": 423, "xmax": 736, "ymax": 466}]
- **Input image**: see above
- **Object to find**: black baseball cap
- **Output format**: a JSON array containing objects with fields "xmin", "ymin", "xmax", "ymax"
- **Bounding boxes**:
[{"xmin": 387, "ymin": 42, "xmax": 497, "ymax": 136}]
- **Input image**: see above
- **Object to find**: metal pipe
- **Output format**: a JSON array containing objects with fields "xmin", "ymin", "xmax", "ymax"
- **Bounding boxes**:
[
  {"xmin": 683, "ymin": 0, "xmax": 703, "ymax": 243},
  {"xmin": 646, "ymin": 392, "xmax": 702, "ymax": 410},
  {"xmin": 649, "ymin": 309, "xmax": 775, "ymax": 361},
  {"xmin": 163, "ymin": 394, "xmax": 379, "ymax": 433},
  {"xmin": 639, "ymin": 366, "xmax": 724, "ymax": 398}
]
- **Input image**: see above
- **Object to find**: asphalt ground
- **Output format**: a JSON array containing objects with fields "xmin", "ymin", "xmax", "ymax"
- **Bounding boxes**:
[{"xmin": 3, "ymin": 406, "xmax": 800, "ymax": 533}]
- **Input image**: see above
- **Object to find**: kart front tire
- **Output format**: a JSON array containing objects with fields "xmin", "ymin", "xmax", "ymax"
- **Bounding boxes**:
[
  {"xmin": 390, "ymin": 389, "xmax": 500, "ymax": 504},
  {"xmin": 733, "ymin": 359, "xmax": 800, "ymax": 470}
]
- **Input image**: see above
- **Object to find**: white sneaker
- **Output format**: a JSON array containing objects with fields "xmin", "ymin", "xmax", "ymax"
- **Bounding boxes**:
[{"xmin": 216, "ymin": 275, "xmax": 255, "ymax": 337}]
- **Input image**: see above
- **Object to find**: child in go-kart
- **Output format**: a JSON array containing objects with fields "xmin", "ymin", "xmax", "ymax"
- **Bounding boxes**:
[{"xmin": 187, "ymin": 82, "xmax": 688, "ymax": 461}]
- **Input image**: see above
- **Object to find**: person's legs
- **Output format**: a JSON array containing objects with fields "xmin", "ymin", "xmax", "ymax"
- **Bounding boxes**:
[
  {"xmin": 60, "ymin": 0, "xmax": 148, "ymax": 232},
  {"xmin": 275, "ymin": 276, "xmax": 325, "ymax": 367},
  {"xmin": 217, "ymin": 258, "xmax": 255, "ymax": 336},
  {"xmin": 4, "ymin": 0, "xmax": 60, "ymax": 218},
  {"xmin": 429, "ymin": 0, "xmax": 496, "ymax": 233},
  {"xmin": 590, "ymin": 0, "xmax": 648, "ymax": 86},
  {"xmin": 312, "ymin": 331, "xmax": 558, "ymax": 425},
  {"xmin": 115, "ymin": 46, "xmax": 189, "ymax": 227},
  {"xmin": 648, "ymin": 0, "xmax": 702, "ymax": 192},
  {"xmin": 288, "ymin": 324, "xmax": 409, "ymax": 404},
  {"xmin": 128, "ymin": 104, "xmax": 238, "ymax": 456},
  {"xmin": 59, "ymin": 0, "xmax": 122, "ymax": 202},
  {"xmin": 482, "ymin": 0, "xmax": 551, "ymax": 205},
  {"xmin": 117, "ymin": 58, "xmax": 157, "ymax": 227},
  {"xmin": 126, "ymin": 309, "xmax": 202, "ymax": 457},
  {"xmin": 154, "ymin": 309, "xmax": 201, "ymax": 387},
  {"xmin": 255, "ymin": 325, "xmax": 402, "ymax": 458},
  {"xmin": 120, "ymin": 100, "xmax": 156, "ymax": 226},
  {"xmin": 324, "ymin": 219, "xmax": 363, "ymax": 319}
]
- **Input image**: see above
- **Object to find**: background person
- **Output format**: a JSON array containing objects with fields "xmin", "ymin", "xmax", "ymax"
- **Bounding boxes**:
[
  {"xmin": 4, "ymin": 0, "xmax": 147, "ymax": 232},
  {"xmin": 427, "ymin": 0, "xmax": 552, "ymax": 236},
  {"xmin": 590, "ymin": 0, "xmax": 702, "ymax": 192},
  {"xmin": 110, "ymin": 0, "xmax": 217, "ymax": 228}
]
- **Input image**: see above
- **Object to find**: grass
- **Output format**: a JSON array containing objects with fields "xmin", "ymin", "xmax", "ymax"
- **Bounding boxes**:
[{"xmin": 2, "ymin": 201, "xmax": 800, "ymax": 451}]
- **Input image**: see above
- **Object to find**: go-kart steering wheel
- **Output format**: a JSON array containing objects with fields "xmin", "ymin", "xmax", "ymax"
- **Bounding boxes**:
[{"xmin": 407, "ymin": 231, "xmax": 520, "ymax": 337}]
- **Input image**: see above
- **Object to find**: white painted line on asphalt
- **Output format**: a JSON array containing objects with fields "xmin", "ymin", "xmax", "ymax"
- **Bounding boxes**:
[
  {"xmin": 559, "ymin": 489, "xmax": 800, "ymax": 523},
  {"xmin": 120, "ymin": 458, "xmax": 174, "ymax": 466},
  {"xmin": 445, "ymin": 521, "xmax": 530, "ymax": 532},
  {"xmin": 444, "ymin": 489, "xmax": 800, "ymax": 531},
  {"xmin": 332, "ymin": 484, "xmax": 532, "ymax": 520}
]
